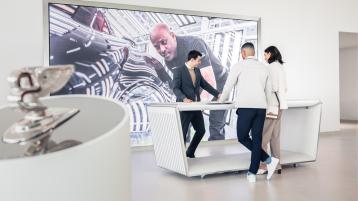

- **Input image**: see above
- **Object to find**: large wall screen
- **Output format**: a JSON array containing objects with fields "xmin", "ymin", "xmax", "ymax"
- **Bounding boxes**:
[{"xmin": 46, "ymin": 0, "xmax": 259, "ymax": 146}]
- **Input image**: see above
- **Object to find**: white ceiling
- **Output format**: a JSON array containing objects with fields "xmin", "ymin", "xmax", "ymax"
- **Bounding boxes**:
[{"xmin": 339, "ymin": 32, "xmax": 358, "ymax": 48}]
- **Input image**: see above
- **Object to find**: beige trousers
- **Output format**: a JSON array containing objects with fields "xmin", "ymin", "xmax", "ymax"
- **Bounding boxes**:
[{"xmin": 262, "ymin": 110, "xmax": 283, "ymax": 169}]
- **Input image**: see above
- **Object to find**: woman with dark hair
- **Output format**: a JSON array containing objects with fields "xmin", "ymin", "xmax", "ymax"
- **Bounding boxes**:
[{"xmin": 258, "ymin": 46, "xmax": 288, "ymax": 175}]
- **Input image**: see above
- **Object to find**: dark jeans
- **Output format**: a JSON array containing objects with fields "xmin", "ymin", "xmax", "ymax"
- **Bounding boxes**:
[
  {"xmin": 236, "ymin": 108, "xmax": 270, "ymax": 174},
  {"xmin": 180, "ymin": 111, "xmax": 205, "ymax": 157}
]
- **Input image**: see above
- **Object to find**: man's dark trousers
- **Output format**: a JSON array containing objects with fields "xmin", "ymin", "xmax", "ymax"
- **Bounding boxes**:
[
  {"xmin": 236, "ymin": 108, "xmax": 270, "ymax": 174},
  {"xmin": 180, "ymin": 111, "xmax": 205, "ymax": 157}
]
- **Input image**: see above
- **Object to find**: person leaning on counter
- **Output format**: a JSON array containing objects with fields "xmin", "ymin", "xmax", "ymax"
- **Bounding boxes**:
[{"xmin": 172, "ymin": 50, "xmax": 220, "ymax": 158}]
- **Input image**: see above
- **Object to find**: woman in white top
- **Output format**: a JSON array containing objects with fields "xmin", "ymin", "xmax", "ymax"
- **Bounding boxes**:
[{"xmin": 258, "ymin": 46, "xmax": 288, "ymax": 175}]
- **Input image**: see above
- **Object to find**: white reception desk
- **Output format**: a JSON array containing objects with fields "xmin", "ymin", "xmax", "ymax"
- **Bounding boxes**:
[{"xmin": 147, "ymin": 100, "xmax": 322, "ymax": 178}]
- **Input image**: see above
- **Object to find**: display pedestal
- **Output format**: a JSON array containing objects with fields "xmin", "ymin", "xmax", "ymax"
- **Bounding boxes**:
[{"xmin": 0, "ymin": 95, "xmax": 130, "ymax": 201}]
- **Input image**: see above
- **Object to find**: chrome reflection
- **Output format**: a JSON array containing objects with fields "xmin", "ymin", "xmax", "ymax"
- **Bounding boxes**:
[{"xmin": 2, "ymin": 65, "xmax": 80, "ymax": 156}]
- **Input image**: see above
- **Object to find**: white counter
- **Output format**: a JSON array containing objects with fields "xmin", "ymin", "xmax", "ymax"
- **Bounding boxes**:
[{"xmin": 147, "ymin": 100, "xmax": 322, "ymax": 177}]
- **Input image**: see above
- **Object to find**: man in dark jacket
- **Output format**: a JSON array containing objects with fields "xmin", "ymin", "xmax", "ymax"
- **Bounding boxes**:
[{"xmin": 173, "ymin": 50, "xmax": 220, "ymax": 158}]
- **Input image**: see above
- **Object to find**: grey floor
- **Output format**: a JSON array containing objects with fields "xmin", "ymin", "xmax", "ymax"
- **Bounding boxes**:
[{"xmin": 131, "ymin": 122, "xmax": 358, "ymax": 201}]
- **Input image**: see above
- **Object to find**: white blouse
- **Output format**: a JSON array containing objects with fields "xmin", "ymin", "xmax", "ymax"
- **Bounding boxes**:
[{"xmin": 267, "ymin": 61, "xmax": 288, "ymax": 109}]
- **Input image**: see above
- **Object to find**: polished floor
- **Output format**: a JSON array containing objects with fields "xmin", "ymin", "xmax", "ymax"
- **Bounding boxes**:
[{"xmin": 132, "ymin": 122, "xmax": 358, "ymax": 201}]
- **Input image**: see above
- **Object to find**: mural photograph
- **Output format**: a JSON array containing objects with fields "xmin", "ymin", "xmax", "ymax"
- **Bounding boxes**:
[{"xmin": 48, "ymin": 3, "xmax": 258, "ymax": 146}]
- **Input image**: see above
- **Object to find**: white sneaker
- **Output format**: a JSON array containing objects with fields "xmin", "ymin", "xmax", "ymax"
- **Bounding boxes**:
[
  {"xmin": 266, "ymin": 157, "xmax": 279, "ymax": 180},
  {"xmin": 247, "ymin": 173, "xmax": 256, "ymax": 183},
  {"xmin": 257, "ymin": 168, "xmax": 267, "ymax": 175}
]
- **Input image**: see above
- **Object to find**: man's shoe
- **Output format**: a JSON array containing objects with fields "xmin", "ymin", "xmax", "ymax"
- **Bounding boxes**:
[
  {"xmin": 186, "ymin": 152, "xmax": 195, "ymax": 158},
  {"xmin": 266, "ymin": 157, "xmax": 279, "ymax": 180},
  {"xmin": 247, "ymin": 172, "xmax": 256, "ymax": 183}
]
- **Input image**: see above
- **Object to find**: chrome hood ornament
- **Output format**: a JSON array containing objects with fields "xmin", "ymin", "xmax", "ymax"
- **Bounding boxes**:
[{"xmin": 2, "ymin": 65, "xmax": 80, "ymax": 154}]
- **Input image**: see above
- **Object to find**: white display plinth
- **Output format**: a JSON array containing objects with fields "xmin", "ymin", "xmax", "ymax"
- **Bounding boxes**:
[
  {"xmin": 0, "ymin": 95, "xmax": 130, "ymax": 201},
  {"xmin": 148, "ymin": 100, "xmax": 322, "ymax": 177}
]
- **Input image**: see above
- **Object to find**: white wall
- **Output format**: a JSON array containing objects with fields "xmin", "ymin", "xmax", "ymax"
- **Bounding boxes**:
[
  {"xmin": 339, "ymin": 46, "xmax": 358, "ymax": 120},
  {"xmin": 0, "ymin": 1, "xmax": 44, "ymax": 104},
  {"xmin": 0, "ymin": 0, "xmax": 357, "ymax": 132}
]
